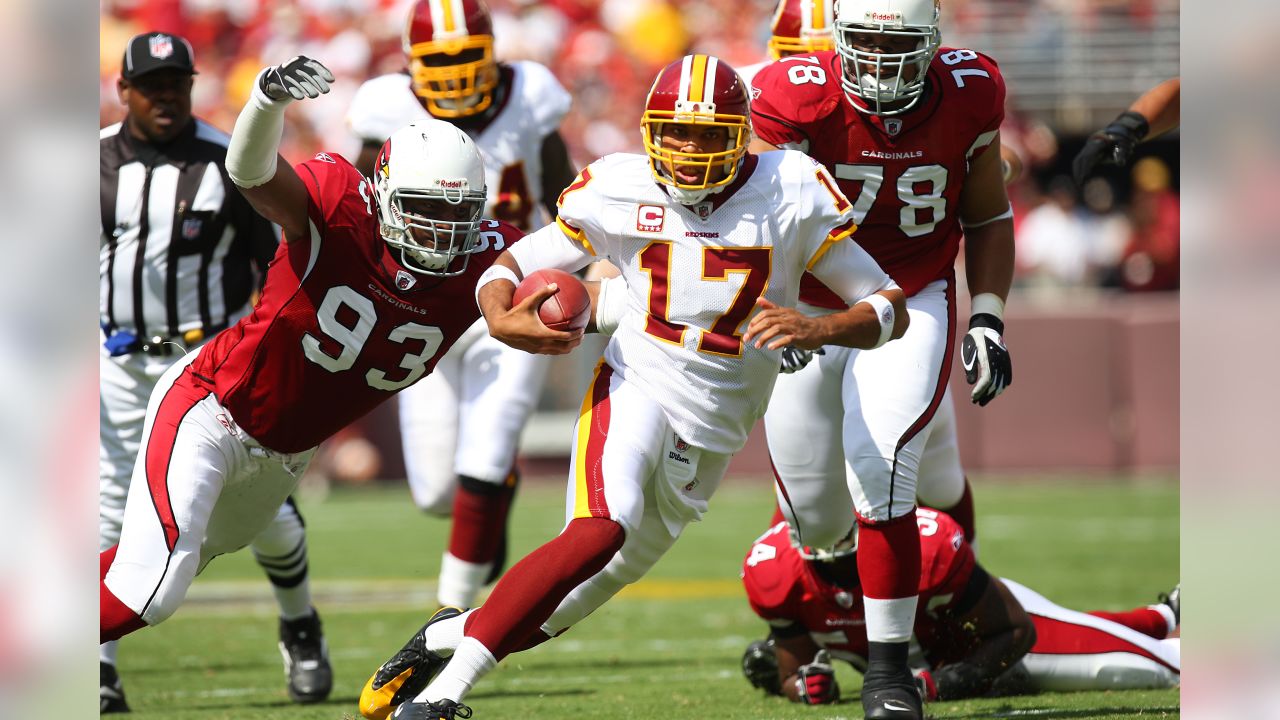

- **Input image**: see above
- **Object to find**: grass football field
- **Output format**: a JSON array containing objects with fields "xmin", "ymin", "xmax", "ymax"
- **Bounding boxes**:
[{"xmin": 117, "ymin": 474, "xmax": 1179, "ymax": 719}]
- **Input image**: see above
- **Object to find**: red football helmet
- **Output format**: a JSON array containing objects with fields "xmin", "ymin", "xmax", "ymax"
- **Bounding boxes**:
[
  {"xmin": 641, "ymin": 54, "xmax": 751, "ymax": 202},
  {"xmin": 403, "ymin": 0, "xmax": 499, "ymax": 118},
  {"xmin": 768, "ymin": 0, "xmax": 836, "ymax": 59}
]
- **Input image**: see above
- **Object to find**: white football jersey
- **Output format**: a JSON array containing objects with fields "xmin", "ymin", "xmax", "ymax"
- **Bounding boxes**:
[
  {"xmin": 346, "ymin": 60, "xmax": 571, "ymax": 230},
  {"xmin": 554, "ymin": 151, "xmax": 892, "ymax": 454},
  {"xmin": 736, "ymin": 59, "xmax": 770, "ymax": 88}
]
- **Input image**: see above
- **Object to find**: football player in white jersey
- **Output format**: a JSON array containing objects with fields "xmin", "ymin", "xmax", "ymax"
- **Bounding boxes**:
[
  {"xmin": 737, "ymin": 0, "xmax": 837, "ymax": 87},
  {"xmin": 346, "ymin": 0, "xmax": 578, "ymax": 610},
  {"xmin": 356, "ymin": 53, "xmax": 908, "ymax": 720}
]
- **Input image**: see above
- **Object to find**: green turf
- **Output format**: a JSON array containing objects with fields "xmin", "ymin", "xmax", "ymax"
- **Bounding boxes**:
[{"xmin": 117, "ymin": 475, "xmax": 1179, "ymax": 719}]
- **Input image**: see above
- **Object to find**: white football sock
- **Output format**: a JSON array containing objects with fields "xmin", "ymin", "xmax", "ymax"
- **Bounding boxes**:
[
  {"xmin": 437, "ymin": 553, "xmax": 491, "ymax": 609},
  {"xmin": 864, "ymin": 595, "xmax": 919, "ymax": 644},
  {"xmin": 417, "ymin": 636, "xmax": 495, "ymax": 703},
  {"xmin": 425, "ymin": 609, "xmax": 473, "ymax": 657},
  {"xmin": 100, "ymin": 640, "xmax": 119, "ymax": 666}
]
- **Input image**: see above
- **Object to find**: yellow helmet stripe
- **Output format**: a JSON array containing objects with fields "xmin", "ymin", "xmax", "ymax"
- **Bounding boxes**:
[
  {"xmin": 810, "ymin": 0, "xmax": 828, "ymax": 31},
  {"xmin": 686, "ymin": 54, "xmax": 709, "ymax": 103}
]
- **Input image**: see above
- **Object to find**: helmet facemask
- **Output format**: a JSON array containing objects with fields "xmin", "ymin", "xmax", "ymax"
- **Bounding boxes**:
[
  {"xmin": 379, "ymin": 186, "xmax": 486, "ymax": 277},
  {"xmin": 794, "ymin": 525, "xmax": 860, "ymax": 590},
  {"xmin": 408, "ymin": 36, "xmax": 499, "ymax": 118},
  {"xmin": 641, "ymin": 111, "xmax": 749, "ymax": 205},
  {"xmin": 834, "ymin": 21, "xmax": 939, "ymax": 116}
]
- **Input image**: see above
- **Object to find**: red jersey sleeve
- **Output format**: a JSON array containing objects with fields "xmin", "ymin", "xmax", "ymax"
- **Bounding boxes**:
[
  {"xmin": 749, "ymin": 52, "xmax": 844, "ymax": 148},
  {"xmin": 742, "ymin": 525, "xmax": 807, "ymax": 623},
  {"xmin": 932, "ymin": 49, "xmax": 1007, "ymax": 162},
  {"xmin": 916, "ymin": 509, "xmax": 977, "ymax": 613},
  {"xmin": 294, "ymin": 152, "xmax": 367, "ymax": 235}
]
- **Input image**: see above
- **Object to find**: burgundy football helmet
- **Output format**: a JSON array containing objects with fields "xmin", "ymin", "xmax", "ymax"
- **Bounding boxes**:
[
  {"xmin": 768, "ymin": 0, "xmax": 836, "ymax": 59},
  {"xmin": 403, "ymin": 0, "xmax": 499, "ymax": 118},
  {"xmin": 641, "ymin": 54, "xmax": 751, "ymax": 203}
]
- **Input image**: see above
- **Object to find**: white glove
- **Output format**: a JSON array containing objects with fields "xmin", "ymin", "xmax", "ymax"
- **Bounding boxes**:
[
  {"xmin": 961, "ymin": 313, "xmax": 1012, "ymax": 406},
  {"xmin": 259, "ymin": 56, "xmax": 335, "ymax": 102}
]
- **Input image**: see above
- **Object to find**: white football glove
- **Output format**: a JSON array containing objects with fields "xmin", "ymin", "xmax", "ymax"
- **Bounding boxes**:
[
  {"xmin": 780, "ymin": 345, "xmax": 824, "ymax": 374},
  {"xmin": 259, "ymin": 56, "xmax": 335, "ymax": 102},
  {"xmin": 961, "ymin": 313, "xmax": 1012, "ymax": 407}
]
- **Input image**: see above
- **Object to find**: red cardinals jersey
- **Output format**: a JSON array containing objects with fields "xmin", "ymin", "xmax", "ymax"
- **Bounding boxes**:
[
  {"xmin": 751, "ymin": 49, "xmax": 1005, "ymax": 303},
  {"xmin": 191, "ymin": 153, "xmax": 520, "ymax": 453},
  {"xmin": 742, "ymin": 509, "xmax": 974, "ymax": 666}
]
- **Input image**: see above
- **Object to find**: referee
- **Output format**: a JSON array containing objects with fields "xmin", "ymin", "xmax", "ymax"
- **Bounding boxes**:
[{"xmin": 99, "ymin": 32, "xmax": 331, "ymax": 712}]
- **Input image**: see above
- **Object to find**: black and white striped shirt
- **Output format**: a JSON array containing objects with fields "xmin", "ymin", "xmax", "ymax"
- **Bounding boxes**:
[{"xmin": 100, "ymin": 118, "xmax": 277, "ymax": 343}]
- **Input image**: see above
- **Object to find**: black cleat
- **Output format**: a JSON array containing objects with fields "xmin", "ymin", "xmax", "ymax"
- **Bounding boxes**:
[
  {"xmin": 861, "ymin": 662, "xmax": 924, "ymax": 720},
  {"xmin": 360, "ymin": 606, "xmax": 465, "ymax": 720},
  {"xmin": 279, "ymin": 608, "xmax": 333, "ymax": 703},
  {"xmin": 1158, "ymin": 584, "xmax": 1180, "ymax": 628},
  {"xmin": 101, "ymin": 661, "xmax": 130, "ymax": 713},
  {"xmin": 391, "ymin": 699, "xmax": 473, "ymax": 719}
]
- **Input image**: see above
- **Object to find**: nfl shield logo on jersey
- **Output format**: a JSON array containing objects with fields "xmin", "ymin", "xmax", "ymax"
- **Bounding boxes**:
[
  {"xmin": 395, "ymin": 269, "xmax": 417, "ymax": 291},
  {"xmin": 149, "ymin": 34, "xmax": 174, "ymax": 59},
  {"xmin": 182, "ymin": 217, "xmax": 202, "ymax": 240},
  {"xmin": 884, "ymin": 118, "xmax": 903, "ymax": 137},
  {"xmin": 674, "ymin": 434, "xmax": 689, "ymax": 453}
]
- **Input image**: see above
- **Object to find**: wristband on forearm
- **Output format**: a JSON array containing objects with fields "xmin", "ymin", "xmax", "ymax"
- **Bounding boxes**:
[
  {"xmin": 855, "ymin": 293, "xmax": 895, "ymax": 348},
  {"xmin": 474, "ymin": 265, "xmax": 520, "ymax": 306}
]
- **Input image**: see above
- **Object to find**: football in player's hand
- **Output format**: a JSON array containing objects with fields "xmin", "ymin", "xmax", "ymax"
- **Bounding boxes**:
[{"xmin": 513, "ymin": 269, "xmax": 590, "ymax": 332}]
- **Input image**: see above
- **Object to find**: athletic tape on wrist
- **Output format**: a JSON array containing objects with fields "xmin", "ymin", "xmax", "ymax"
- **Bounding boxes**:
[
  {"xmin": 970, "ymin": 293, "xmax": 1006, "ymax": 322},
  {"xmin": 225, "ymin": 70, "xmax": 292, "ymax": 188},
  {"xmin": 856, "ymin": 293, "xmax": 895, "ymax": 349},
  {"xmin": 474, "ymin": 265, "xmax": 520, "ymax": 306},
  {"xmin": 961, "ymin": 206, "xmax": 1013, "ymax": 229}
]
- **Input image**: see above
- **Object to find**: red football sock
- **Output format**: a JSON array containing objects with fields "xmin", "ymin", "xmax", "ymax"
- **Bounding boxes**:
[
  {"xmin": 466, "ymin": 517, "xmax": 624, "ymax": 661},
  {"xmin": 101, "ymin": 544, "xmax": 147, "ymax": 642},
  {"xmin": 1088, "ymin": 607, "xmax": 1170, "ymax": 639},
  {"xmin": 944, "ymin": 477, "xmax": 977, "ymax": 543},
  {"xmin": 857, "ymin": 511, "xmax": 922, "ymax": 600},
  {"xmin": 447, "ymin": 473, "xmax": 517, "ymax": 563}
]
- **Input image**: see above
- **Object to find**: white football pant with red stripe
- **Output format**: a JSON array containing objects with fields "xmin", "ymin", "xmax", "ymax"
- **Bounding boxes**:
[
  {"xmin": 765, "ymin": 277, "xmax": 957, "ymax": 539},
  {"xmin": 537, "ymin": 361, "xmax": 733, "ymax": 635},
  {"xmin": 103, "ymin": 350, "xmax": 315, "ymax": 626},
  {"xmin": 1007, "ymin": 579, "xmax": 1180, "ymax": 690}
]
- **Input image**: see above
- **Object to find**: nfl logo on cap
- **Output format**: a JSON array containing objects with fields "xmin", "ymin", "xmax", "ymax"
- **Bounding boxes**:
[{"xmin": 149, "ymin": 34, "xmax": 174, "ymax": 60}]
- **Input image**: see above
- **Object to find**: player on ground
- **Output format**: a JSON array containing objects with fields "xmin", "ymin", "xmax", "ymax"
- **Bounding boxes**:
[
  {"xmin": 346, "ymin": 0, "xmax": 578, "ymax": 610},
  {"xmin": 748, "ymin": 2, "xmax": 1017, "ymax": 715},
  {"xmin": 358, "ymin": 54, "xmax": 907, "ymax": 720},
  {"xmin": 99, "ymin": 58, "xmax": 523, "ymax": 656},
  {"xmin": 736, "ymin": 0, "xmax": 836, "ymax": 87},
  {"xmin": 739, "ymin": 513, "xmax": 1180, "ymax": 705}
]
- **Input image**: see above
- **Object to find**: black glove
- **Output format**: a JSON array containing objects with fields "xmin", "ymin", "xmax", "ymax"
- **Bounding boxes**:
[
  {"xmin": 741, "ymin": 638, "xmax": 782, "ymax": 695},
  {"xmin": 1072, "ymin": 111, "xmax": 1149, "ymax": 186},
  {"xmin": 961, "ymin": 313, "xmax": 1011, "ymax": 407},
  {"xmin": 794, "ymin": 649, "xmax": 839, "ymax": 705},
  {"xmin": 780, "ymin": 345, "xmax": 824, "ymax": 374},
  {"xmin": 259, "ymin": 56, "xmax": 335, "ymax": 102}
]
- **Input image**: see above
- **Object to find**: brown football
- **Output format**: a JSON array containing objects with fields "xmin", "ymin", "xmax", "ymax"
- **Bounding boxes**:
[{"xmin": 512, "ymin": 269, "xmax": 591, "ymax": 332}]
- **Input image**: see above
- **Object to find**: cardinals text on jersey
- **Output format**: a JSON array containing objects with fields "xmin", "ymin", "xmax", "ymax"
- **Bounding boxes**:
[
  {"xmin": 193, "ymin": 154, "xmax": 520, "ymax": 453},
  {"xmin": 751, "ymin": 48, "xmax": 1005, "ymax": 302}
]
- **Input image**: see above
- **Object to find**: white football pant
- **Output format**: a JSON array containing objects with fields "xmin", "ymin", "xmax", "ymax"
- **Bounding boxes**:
[
  {"xmin": 539, "ymin": 361, "xmax": 732, "ymax": 635},
  {"xmin": 765, "ymin": 278, "xmax": 956, "ymax": 546},
  {"xmin": 1005, "ymin": 579, "xmax": 1180, "ymax": 690},
  {"xmin": 398, "ymin": 320, "xmax": 550, "ymax": 513},
  {"xmin": 103, "ymin": 349, "xmax": 315, "ymax": 626}
]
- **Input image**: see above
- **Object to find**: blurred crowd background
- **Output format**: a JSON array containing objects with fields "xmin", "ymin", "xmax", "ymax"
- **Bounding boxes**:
[{"xmin": 100, "ymin": 0, "xmax": 1181, "ymax": 295}]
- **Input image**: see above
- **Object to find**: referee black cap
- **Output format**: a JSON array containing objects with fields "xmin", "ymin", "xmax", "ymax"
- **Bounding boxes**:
[{"xmin": 122, "ymin": 32, "xmax": 198, "ymax": 80}]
